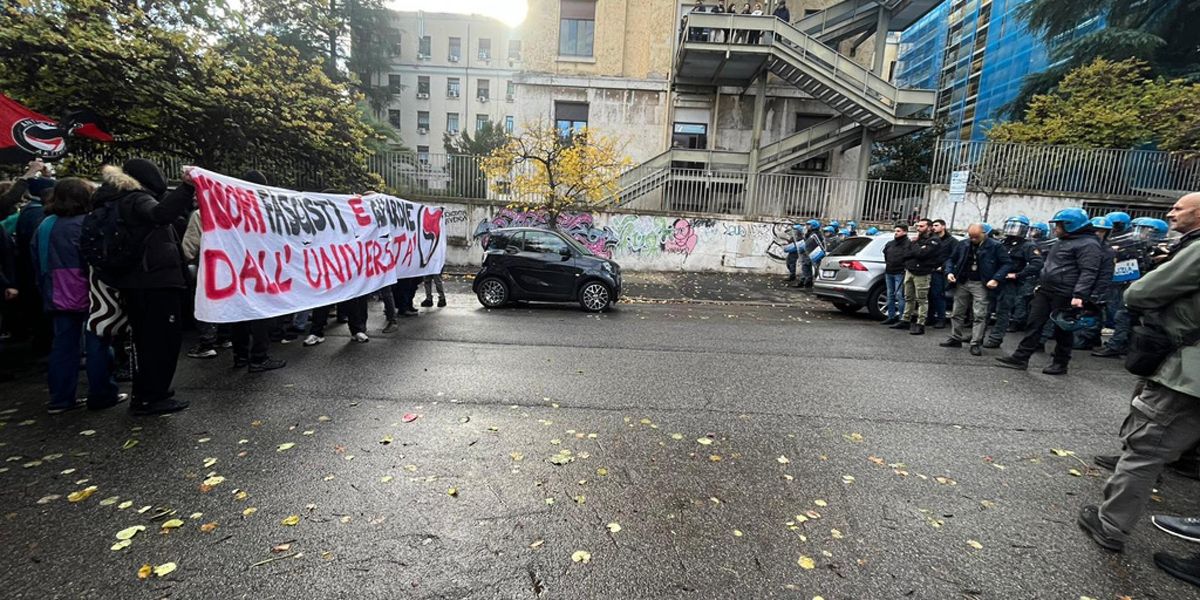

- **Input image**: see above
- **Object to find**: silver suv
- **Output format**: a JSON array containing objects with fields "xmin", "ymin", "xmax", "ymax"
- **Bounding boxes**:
[{"xmin": 811, "ymin": 235, "xmax": 890, "ymax": 319}]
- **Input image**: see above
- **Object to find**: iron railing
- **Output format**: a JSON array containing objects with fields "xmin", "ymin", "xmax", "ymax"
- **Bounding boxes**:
[{"xmin": 930, "ymin": 139, "xmax": 1200, "ymax": 200}]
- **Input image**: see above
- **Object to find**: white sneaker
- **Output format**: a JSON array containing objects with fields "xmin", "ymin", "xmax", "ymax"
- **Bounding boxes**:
[
  {"xmin": 303, "ymin": 334, "xmax": 325, "ymax": 346},
  {"xmin": 352, "ymin": 332, "xmax": 369, "ymax": 343}
]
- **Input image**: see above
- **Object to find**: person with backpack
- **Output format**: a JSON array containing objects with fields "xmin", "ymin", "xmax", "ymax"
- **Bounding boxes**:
[
  {"xmin": 87, "ymin": 159, "xmax": 195, "ymax": 415},
  {"xmin": 32, "ymin": 178, "xmax": 128, "ymax": 414}
]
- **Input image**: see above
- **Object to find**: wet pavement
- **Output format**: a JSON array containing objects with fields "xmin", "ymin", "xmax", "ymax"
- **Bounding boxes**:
[{"xmin": 2, "ymin": 283, "xmax": 1198, "ymax": 599}]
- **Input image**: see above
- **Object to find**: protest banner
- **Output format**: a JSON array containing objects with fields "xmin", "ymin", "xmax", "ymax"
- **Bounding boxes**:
[{"xmin": 190, "ymin": 168, "xmax": 446, "ymax": 323}]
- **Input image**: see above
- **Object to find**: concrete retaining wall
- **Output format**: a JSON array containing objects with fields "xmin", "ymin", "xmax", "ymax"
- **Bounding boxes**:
[{"xmin": 432, "ymin": 200, "xmax": 794, "ymax": 274}]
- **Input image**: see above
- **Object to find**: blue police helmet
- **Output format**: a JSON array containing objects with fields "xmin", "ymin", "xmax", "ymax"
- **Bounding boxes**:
[
  {"xmin": 793, "ymin": 223, "xmax": 804, "ymax": 230},
  {"xmin": 838, "ymin": 228, "xmax": 850, "ymax": 236},
  {"xmin": 829, "ymin": 219, "xmax": 840, "ymax": 227},
  {"xmin": 822, "ymin": 225, "xmax": 835, "ymax": 233},
  {"xmin": 981, "ymin": 223, "xmax": 994, "ymax": 235},
  {"xmin": 847, "ymin": 221, "xmax": 858, "ymax": 229},
  {"xmin": 1131, "ymin": 217, "xmax": 1169, "ymax": 241},
  {"xmin": 806, "ymin": 218, "xmax": 820, "ymax": 228},
  {"xmin": 1003, "ymin": 216, "xmax": 1030, "ymax": 238},
  {"xmin": 1032, "ymin": 222, "xmax": 1050, "ymax": 236},
  {"xmin": 866, "ymin": 227, "xmax": 879, "ymax": 235},
  {"xmin": 1090, "ymin": 216, "xmax": 1112, "ymax": 230},
  {"xmin": 1049, "ymin": 208, "xmax": 1090, "ymax": 233},
  {"xmin": 1105, "ymin": 212, "xmax": 1131, "ymax": 227},
  {"xmin": 1050, "ymin": 309, "xmax": 1099, "ymax": 333}
]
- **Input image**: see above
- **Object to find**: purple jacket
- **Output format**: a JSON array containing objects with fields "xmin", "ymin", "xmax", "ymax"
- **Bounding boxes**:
[{"xmin": 31, "ymin": 214, "xmax": 90, "ymax": 312}]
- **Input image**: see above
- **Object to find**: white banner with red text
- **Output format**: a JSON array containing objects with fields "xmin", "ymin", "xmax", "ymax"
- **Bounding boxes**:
[{"xmin": 190, "ymin": 168, "xmax": 446, "ymax": 323}]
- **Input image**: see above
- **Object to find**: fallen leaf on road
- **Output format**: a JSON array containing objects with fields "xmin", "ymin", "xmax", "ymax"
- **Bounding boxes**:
[
  {"xmin": 697, "ymin": 437, "xmax": 713, "ymax": 446},
  {"xmin": 152, "ymin": 562, "xmax": 176, "ymax": 577},
  {"xmin": 200, "ymin": 522, "xmax": 218, "ymax": 533},
  {"xmin": 967, "ymin": 540, "xmax": 984, "ymax": 550},
  {"xmin": 843, "ymin": 433, "xmax": 864, "ymax": 443},
  {"xmin": 379, "ymin": 435, "xmax": 393, "ymax": 445},
  {"xmin": 402, "ymin": 413, "xmax": 418, "ymax": 423},
  {"xmin": 798, "ymin": 555, "xmax": 815, "ymax": 569},
  {"xmin": 242, "ymin": 507, "xmax": 258, "ymax": 517},
  {"xmin": 36, "ymin": 495, "xmax": 61, "ymax": 504},
  {"xmin": 571, "ymin": 550, "xmax": 591, "ymax": 563},
  {"xmin": 708, "ymin": 455, "xmax": 722, "ymax": 462},
  {"xmin": 447, "ymin": 487, "xmax": 459, "ymax": 497},
  {"xmin": 281, "ymin": 515, "xmax": 300, "ymax": 526},
  {"xmin": 277, "ymin": 443, "xmax": 295, "ymax": 452},
  {"xmin": 814, "ymin": 499, "xmax": 828, "ymax": 507},
  {"xmin": 607, "ymin": 522, "xmax": 621, "ymax": 533},
  {"xmin": 137, "ymin": 564, "xmax": 152, "ymax": 580},
  {"xmin": 202, "ymin": 475, "xmax": 225, "ymax": 487},
  {"xmin": 670, "ymin": 433, "xmax": 683, "ymax": 440},
  {"xmin": 935, "ymin": 476, "xmax": 957, "ymax": 486},
  {"xmin": 777, "ymin": 455, "xmax": 790, "ymax": 464},
  {"xmin": 116, "ymin": 525, "xmax": 145, "ymax": 540},
  {"xmin": 530, "ymin": 539, "xmax": 544, "ymax": 549},
  {"xmin": 596, "ymin": 467, "xmax": 608, "ymax": 477},
  {"xmin": 161, "ymin": 519, "xmax": 184, "ymax": 530},
  {"xmin": 573, "ymin": 495, "xmax": 586, "ymax": 504},
  {"xmin": 1051, "ymin": 448, "xmax": 1076, "ymax": 457},
  {"xmin": 272, "ymin": 543, "xmax": 291, "ymax": 553},
  {"xmin": 733, "ymin": 530, "xmax": 743, "ymax": 537},
  {"xmin": 380, "ymin": 476, "xmax": 394, "ymax": 483},
  {"xmin": 99, "ymin": 496, "xmax": 119, "ymax": 506},
  {"xmin": 831, "ymin": 529, "xmax": 844, "ymax": 539},
  {"xmin": 67, "ymin": 486, "xmax": 98, "ymax": 503},
  {"xmin": 203, "ymin": 457, "xmax": 217, "ymax": 468},
  {"xmin": 842, "ymin": 475, "xmax": 855, "ymax": 484},
  {"xmin": 1069, "ymin": 469, "xmax": 1083, "ymax": 477},
  {"xmin": 318, "ymin": 416, "xmax": 331, "ymax": 422},
  {"xmin": 111, "ymin": 539, "xmax": 132, "ymax": 551},
  {"xmin": 80, "ymin": 430, "xmax": 95, "ymax": 436}
]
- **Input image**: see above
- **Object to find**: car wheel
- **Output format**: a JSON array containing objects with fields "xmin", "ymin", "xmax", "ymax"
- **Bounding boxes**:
[
  {"xmin": 476, "ymin": 277, "xmax": 509, "ymax": 308},
  {"xmin": 832, "ymin": 301, "xmax": 862, "ymax": 314},
  {"xmin": 578, "ymin": 281, "xmax": 611, "ymax": 313},
  {"xmin": 866, "ymin": 284, "xmax": 886, "ymax": 320}
]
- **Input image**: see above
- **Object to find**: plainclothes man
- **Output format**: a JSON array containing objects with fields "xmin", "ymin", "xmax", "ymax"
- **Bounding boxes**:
[
  {"xmin": 890, "ymin": 218, "xmax": 946, "ymax": 335},
  {"xmin": 880, "ymin": 223, "xmax": 911, "ymax": 326},
  {"xmin": 939, "ymin": 224, "xmax": 1012, "ymax": 355},
  {"xmin": 1076, "ymin": 195, "xmax": 1200, "ymax": 585}
]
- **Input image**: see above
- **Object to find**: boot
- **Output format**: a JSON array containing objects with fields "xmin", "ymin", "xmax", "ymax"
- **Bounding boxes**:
[
  {"xmin": 1077, "ymin": 505, "xmax": 1124, "ymax": 552},
  {"xmin": 437, "ymin": 296, "xmax": 447, "ymax": 308},
  {"xmin": 1042, "ymin": 362, "xmax": 1069, "ymax": 375},
  {"xmin": 1155, "ymin": 552, "xmax": 1200, "ymax": 588},
  {"xmin": 889, "ymin": 319, "xmax": 912, "ymax": 330},
  {"xmin": 131, "ymin": 397, "xmax": 191, "ymax": 416},
  {"xmin": 982, "ymin": 340, "xmax": 1002, "ymax": 349},
  {"xmin": 785, "ymin": 274, "xmax": 796, "ymax": 282},
  {"xmin": 880, "ymin": 317, "xmax": 898, "ymax": 326},
  {"xmin": 1092, "ymin": 346, "xmax": 1124, "ymax": 358},
  {"xmin": 995, "ymin": 355, "xmax": 1027, "ymax": 370},
  {"xmin": 909, "ymin": 323, "xmax": 925, "ymax": 335},
  {"xmin": 933, "ymin": 318, "xmax": 948, "ymax": 329},
  {"xmin": 938, "ymin": 338, "xmax": 962, "ymax": 348}
]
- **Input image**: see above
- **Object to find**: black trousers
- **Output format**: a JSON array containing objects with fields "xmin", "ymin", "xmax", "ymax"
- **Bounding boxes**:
[
  {"xmin": 311, "ymin": 296, "xmax": 367, "ymax": 336},
  {"xmin": 1012, "ymin": 290, "xmax": 1074, "ymax": 363},
  {"xmin": 123, "ymin": 287, "xmax": 183, "ymax": 405},
  {"xmin": 393, "ymin": 278, "xmax": 421, "ymax": 312},
  {"xmin": 232, "ymin": 319, "xmax": 270, "ymax": 362}
]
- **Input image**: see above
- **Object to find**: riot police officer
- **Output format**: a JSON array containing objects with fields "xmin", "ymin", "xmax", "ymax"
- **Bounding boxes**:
[
  {"xmin": 996, "ymin": 208, "xmax": 1105, "ymax": 375},
  {"xmin": 1092, "ymin": 216, "xmax": 1170, "ymax": 358},
  {"xmin": 982, "ymin": 216, "xmax": 1044, "ymax": 349},
  {"xmin": 1073, "ymin": 216, "xmax": 1117, "ymax": 350},
  {"xmin": 1106, "ymin": 211, "xmax": 1131, "ymax": 237}
]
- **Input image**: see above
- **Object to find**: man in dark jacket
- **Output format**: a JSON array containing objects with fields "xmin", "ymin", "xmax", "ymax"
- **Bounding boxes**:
[
  {"xmin": 983, "ymin": 216, "xmax": 1044, "ymax": 349},
  {"xmin": 927, "ymin": 219, "xmax": 956, "ymax": 328},
  {"xmin": 891, "ymin": 218, "xmax": 947, "ymax": 335},
  {"xmin": 1074, "ymin": 216, "xmax": 1117, "ymax": 350},
  {"xmin": 939, "ymin": 224, "xmax": 1012, "ymax": 355},
  {"xmin": 880, "ymin": 223, "xmax": 911, "ymax": 325},
  {"xmin": 772, "ymin": 1, "xmax": 790, "ymax": 23},
  {"xmin": 93, "ymin": 159, "xmax": 195, "ymax": 415},
  {"xmin": 996, "ymin": 208, "xmax": 1104, "ymax": 375}
]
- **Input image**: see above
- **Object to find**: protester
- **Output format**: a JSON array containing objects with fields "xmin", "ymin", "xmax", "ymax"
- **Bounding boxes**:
[
  {"xmin": 939, "ymin": 223, "xmax": 1011, "ymax": 355},
  {"xmin": 225, "ymin": 171, "xmax": 286, "ymax": 372},
  {"xmin": 394, "ymin": 276, "xmax": 422, "ymax": 317},
  {"xmin": 982, "ymin": 216, "xmax": 1043, "ymax": 349},
  {"xmin": 927, "ymin": 219, "xmax": 955, "ymax": 329},
  {"xmin": 891, "ymin": 218, "xmax": 946, "ymax": 335},
  {"xmin": 92, "ymin": 159, "xmax": 195, "ymax": 415},
  {"xmin": 14, "ymin": 164, "xmax": 54, "ymax": 353},
  {"xmin": 31, "ymin": 177, "xmax": 127, "ymax": 413},
  {"xmin": 1075, "ymin": 194, "xmax": 1200, "ymax": 577},
  {"xmin": 180, "ymin": 195, "xmax": 222, "ymax": 359},
  {"xmin": 880, "ymin": 223, "xmax": 910, "ymax": 326},
  {"xmin": 995, "ymin": 208, "xmax": 1103, "ymax": 375},
  {"xmin": 422, "ymin": 273, "xmax": 447, "ymax": 308},
  {"xmin": 380, "ymin": 285, "xmax": 399, "ymax": 333}
]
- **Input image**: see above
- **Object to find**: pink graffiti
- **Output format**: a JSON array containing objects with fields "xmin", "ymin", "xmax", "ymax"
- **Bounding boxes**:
[
  {"xmin": 473, "ymin": 208, "xmax": 617, "ymax": 259},
  {"xmin": 663, "ymin": 218, "xmax": 698, "ymax": 255}
]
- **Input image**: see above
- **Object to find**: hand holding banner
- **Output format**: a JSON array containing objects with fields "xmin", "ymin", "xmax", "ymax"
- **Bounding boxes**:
[{"xmin": 190, "ymin": 168, "xmax": 446, "ymax": 323}]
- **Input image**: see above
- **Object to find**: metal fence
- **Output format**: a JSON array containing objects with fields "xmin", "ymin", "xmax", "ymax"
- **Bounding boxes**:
[{"xmin": 931, "ymin": 139, "xmax": 1200, "ymax": 199}]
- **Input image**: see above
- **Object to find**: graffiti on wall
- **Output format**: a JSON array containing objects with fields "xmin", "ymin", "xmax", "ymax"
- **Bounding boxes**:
[{"xmin": 473, "ymin": 208, "xmax": 619, "ymax": 258}]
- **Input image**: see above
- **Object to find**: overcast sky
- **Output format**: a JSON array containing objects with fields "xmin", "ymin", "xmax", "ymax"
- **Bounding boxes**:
[{"xmin": 386, "ymin": 0, "xmax": 528, "ymax": 26}]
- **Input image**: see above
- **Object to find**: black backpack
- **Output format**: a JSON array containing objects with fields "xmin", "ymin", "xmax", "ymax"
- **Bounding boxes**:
[{"xmin": 80, "ymin": 199, "xmax": 140, "ymax": 284}]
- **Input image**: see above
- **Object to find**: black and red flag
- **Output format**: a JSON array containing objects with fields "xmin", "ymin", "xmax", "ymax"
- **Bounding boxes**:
[{"xmin": 1, "ymin": 93, "xmax": 113, "ymax": 164}]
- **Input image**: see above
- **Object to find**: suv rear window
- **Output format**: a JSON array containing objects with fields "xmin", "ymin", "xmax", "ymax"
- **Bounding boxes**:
[{"xmin": 832, "ymin": 237, "xmax": 872, "ymax": 256}]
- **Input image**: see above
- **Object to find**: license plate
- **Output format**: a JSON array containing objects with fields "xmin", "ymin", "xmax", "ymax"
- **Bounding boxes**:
[{"xmin": 820, "ymin": 269, "xmax": 837, "ymax": 279}]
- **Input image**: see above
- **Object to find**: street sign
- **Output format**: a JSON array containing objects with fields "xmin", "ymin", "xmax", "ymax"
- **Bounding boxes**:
[{"xmin": 948, "ymin": 170, "xmax": 969, "ymax": 204}]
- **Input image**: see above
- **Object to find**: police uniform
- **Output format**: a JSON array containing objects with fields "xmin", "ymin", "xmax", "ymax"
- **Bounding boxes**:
[{"xmin": 984, "ymin": 235, "xmax": 1044, "ymax": 347}]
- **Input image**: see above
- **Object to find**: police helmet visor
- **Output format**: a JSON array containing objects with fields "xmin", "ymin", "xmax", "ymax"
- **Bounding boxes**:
[
  {"xmin": 1002, "ymin": 221, "xmax": 1028, "ymax": 237},
  {"xmin": 1133, "ymin": 224, "xmax": 1165, "ymax": 242}
]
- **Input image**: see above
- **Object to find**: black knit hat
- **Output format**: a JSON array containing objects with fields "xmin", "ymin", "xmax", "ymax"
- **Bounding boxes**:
[{"xmin": 122, "ymin": 158, "xmax": 167, "ymax": 196}]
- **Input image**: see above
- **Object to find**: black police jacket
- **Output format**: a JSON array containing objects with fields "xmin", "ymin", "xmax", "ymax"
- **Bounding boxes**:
[
  {"xmin": 1002, "ymin": 236, "xmax": 1044, "ymax": 282},
  {"xmin": 1038, "ymin": 229, "xmax": 1105, "ymax": 301}
]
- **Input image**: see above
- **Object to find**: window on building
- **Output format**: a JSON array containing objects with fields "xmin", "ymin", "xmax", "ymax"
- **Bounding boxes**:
[
  {"xmin": 447, "ymin": 113, "xmax": 460, "ymax": 133},
  {"xmin": 388, "ymin": 74, "xmax": 402, "ymax": 92},
  {"xmin": 559, "ymin": 0, "xmax": 595, "ymax": 57},
  {"xmin": 476, "ymin": 114, "xmax": 489, "ymax": 132},
  {"xmin": 508, "ymin": 40, "xmax": 522, "ymax": 60},
  {"xmin": 417, "ymin": 76, "xmax": 430, "ymax": 96},
  {"xmin": 447, "ymin": 77, "xmax": 460, "ymax": 97},
  {"xmin": 389, "ymin": 34, "xmax": 402, "ymax": 57},
  {"xmin": 418, "ymin": 35, "xmax": 431, "ymax": 57},
  {"xmin": 478, "ymin": 38, "xmax": 491, "ymax": 60},
  {"xmin": 417, "ymin": 111, "xmax": 430, "ymax": 131},
  {"xmin": 449, "ymin": 37, "xmax": 461, "ymax": 61},
  {"xmin": 506, "ymin": 80, "xmax": 515, "ymax": 101},
  {"xmin": 505, "ymin": 116, "xmax": 514, "ymax": 133},
  {"xmin": 417, "ymin": 145, "xmax": 430, "ymax": 165},
  {"xmin": 477, "ymin": 79, "xmax": 490, "ymax": 101},
  {"xmin": 672, "ymin": 123, "xmax": 708, "ymax": 150},
  {"xmin": 554, "ymin": 101, "xmax": 588, "ymax": 137},
  {"xmin": 387, "ymin": 109, "xmax": 401, "ymax": 129}
]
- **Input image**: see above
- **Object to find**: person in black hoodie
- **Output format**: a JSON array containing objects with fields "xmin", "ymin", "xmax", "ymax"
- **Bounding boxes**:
[
  {"xmin": 996, "ymin": 208, "xmax": 1104, "ymax": 375},
  {"xmin": 880, "ymin": 223, "xmax": 911, "ymax": 325},
  {"xmin": 92, "ymin": 159, "xmax": 195, "ymax": 415},
  {"xmin": 891, "ymin": 218, "xmax": 947, "ymax": 335}
]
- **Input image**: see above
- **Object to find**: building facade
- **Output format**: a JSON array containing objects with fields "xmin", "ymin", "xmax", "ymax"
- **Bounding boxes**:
[
  {"xmin": 895, "ymin": 0, "xmax": 1104, "ymax": 141},
  {"xmin": 380, "ymin": 12, "xmax": 524, "ymax": 160}
]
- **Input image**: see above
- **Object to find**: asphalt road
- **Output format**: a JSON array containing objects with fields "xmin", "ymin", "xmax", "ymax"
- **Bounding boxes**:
[{"xmin": 2, "ymin": 286, "xmax": 1199, "ymax": 600}]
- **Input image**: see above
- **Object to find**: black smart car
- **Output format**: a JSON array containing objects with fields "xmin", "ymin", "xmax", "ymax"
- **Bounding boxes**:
[{"xmin": 472, "ymin": 227, "xmax": 622, "ymax": 312}]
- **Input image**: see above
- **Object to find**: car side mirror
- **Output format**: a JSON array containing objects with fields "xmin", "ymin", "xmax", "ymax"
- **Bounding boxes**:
[{"xmin": 559, "ymin": 246, "xmax": 572, "ymax": 260}]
